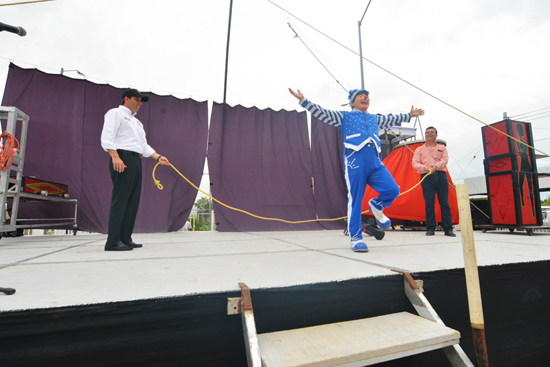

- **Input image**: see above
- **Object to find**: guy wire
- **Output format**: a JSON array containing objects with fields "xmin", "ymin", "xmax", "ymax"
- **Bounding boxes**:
[
  {"xmin": 266, "ymin": 0, "xmax": 550, "ymax": 158},
  {"xmin": 287, "ymin": 23, "xmax": 348, "ymax": 94}
]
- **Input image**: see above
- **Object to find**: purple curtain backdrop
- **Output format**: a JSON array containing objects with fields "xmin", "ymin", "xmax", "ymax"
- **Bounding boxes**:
[
  {"xmin": 208, "ymin": 103, "xmax": 324, "ymax": 231},
  {"xmin": 310, "ymin": 117, "xmax": 347, "ymax": 230},
  {"xmin": 1, "ymin": 63, "xmax": 208, "ymax": 233}
]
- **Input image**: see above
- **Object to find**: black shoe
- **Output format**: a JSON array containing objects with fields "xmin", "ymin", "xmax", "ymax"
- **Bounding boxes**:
[
  {"xmin": 444, "ymin": 232, "xmax": 457, "ymax": 237},
  {"xmin": 363, "ymin": 222, "xmax": 385, "ymax": 240},
  {"xmin": 426, "ymin": 230, "xmax": 435, "ymax": 236},
  {"xmin": 124, "ymin": 241, "xmax": 143, "ymax": 248},
  {"xmin": 105, "ymin": 241, "xmax": 133, "ymax": 251}
]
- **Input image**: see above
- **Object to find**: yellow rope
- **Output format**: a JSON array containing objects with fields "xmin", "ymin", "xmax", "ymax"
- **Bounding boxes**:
[
  {"xmin": 0, "ymin": 0, "xmax": 54, "ymax": 6},
  {"xmin": 153, "ymin": 163, "xmax": 434, "ymax": 224}
]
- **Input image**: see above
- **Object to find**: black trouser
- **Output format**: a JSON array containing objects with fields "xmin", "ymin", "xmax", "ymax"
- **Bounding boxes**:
[
  {"xmin": 106, "ymin": 150, "xmax": 142, "ymax": 245},
  {"xmin": 420, "ymin": 172, "xmax": 453, "ymax": 232}
]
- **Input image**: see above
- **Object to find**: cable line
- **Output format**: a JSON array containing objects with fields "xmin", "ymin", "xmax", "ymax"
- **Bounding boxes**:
[
  {"xmin": 513, "ymin": 110, "xmax": 550, "ymax": 120},
  {"xmin": 266, "ymin": 0, "xmax": 550, "ymax": 159},
  {"xmin": 287, "ymin": 23, "xmax": 348, "ymax": 94},
  {"xmin": 0, "ymin": 0, "xmax": 54, "ymax": 6},
  {"xmin": 510, "ymin": 106, "xmax": 550, "ymax": 119},
  {"xmin": 529, "ymin": 114, "xmax": 550, "ymax": 121}
]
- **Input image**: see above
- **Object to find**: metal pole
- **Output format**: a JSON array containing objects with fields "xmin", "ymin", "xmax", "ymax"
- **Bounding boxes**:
[
  {"xmin": 358, "ymin": 21, "xmax": 365, "ymax": 89},
  {"xmin": 209, "ymin": 189, "xmax": 213, "ymax": 231},
  {"xmin": 456, "ymin": 184, "xmax": 489, "ymax": 367},
  {"xmin": 358, "ymin": 0, "xmax": 372, "ymax": 89},
  {"xmin": 223, "ymin": 0, "xmax": 234, "ymax": 104}
]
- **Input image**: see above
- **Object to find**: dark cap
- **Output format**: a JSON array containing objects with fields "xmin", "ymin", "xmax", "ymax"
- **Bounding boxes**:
[{"xmin": 122, "ymin": 88, "xmax": 149, "ymax": 102}]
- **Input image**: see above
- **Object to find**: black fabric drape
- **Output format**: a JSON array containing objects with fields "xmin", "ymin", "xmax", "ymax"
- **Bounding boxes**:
[{"xmin": 1, "ymin": 63, "xmax": 208, "ymax": 233}]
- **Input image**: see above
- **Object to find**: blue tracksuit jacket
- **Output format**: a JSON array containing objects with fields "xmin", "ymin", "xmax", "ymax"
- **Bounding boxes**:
[{"xmin": 300, "ymin": 98, "xmax": 411, "ymax": 244}]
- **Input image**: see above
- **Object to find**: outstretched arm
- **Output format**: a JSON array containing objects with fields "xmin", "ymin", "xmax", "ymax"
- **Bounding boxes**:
[
  {"xmin": 288, "ymin": 87, "xmax": 304, "ymax": 101},
  {"xmin": 410, "ymin": 105, "xmax": 425, "ymax": 117},
  {"xmin": 288, "ymin": 87, "xmax": 343, "ymax": 127}
]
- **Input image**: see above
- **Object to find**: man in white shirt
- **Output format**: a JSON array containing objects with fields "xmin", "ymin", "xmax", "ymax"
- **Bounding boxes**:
[
  {"xmin": 412, "ymin": 126, "xmax": 455, "ymax": 237},
  {"xmin": 100, "ymin": 89, "xmax": 170, "ymax": 251}
]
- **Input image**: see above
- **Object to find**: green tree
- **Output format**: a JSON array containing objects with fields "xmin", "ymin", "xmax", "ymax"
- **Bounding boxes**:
[
  {"xmin": 194, "ymin": 197, "xmax": 212, "ymax": 210},
  {"xmin": 193, "ymin": 218, "xmax": 209, "ymax": 231},
  {"xmin": 542, "ymin": 196, "xmax": 550, "ymax": 206}
]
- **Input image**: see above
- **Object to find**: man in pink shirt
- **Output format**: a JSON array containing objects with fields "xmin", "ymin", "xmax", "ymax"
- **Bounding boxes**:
[{"xmin": 412, "ymin": 126, "xmax": 456, "ymax": 237}]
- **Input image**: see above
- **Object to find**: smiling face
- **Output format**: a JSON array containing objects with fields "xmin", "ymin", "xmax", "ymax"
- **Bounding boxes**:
[
  {"xmin": 425, "ymin": 128, "xmax": 438, "ymax": 143},
  {"xmin": 350, "ymin": 93, "xmax": 370, "ymax": 112},
  {"xmin": 124, "ymin": 96, "xmax": 143, "ymax": 114}
]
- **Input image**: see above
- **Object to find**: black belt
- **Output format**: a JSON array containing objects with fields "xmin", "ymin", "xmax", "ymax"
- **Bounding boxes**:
[
  {"xmin": 422, "ymin": 171, "xmax": 445, "ymax": 176},
  {"xmin": 117, "ymin": 149, "xmax": 142, "ymax": 158}
]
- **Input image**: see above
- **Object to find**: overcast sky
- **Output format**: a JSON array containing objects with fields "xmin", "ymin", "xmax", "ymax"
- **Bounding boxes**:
[{"xmin": 1, "ymin": 0, "xmax": 549, "ymax": 199}]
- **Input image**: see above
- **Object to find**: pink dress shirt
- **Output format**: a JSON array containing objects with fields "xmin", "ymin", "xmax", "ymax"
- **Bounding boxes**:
[{"xmin": 412, "ymin": 142, "xmax": 449, "ymax": 174}]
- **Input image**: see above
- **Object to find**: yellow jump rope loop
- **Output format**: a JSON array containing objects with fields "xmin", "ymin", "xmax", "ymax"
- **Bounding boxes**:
[
  {"xmin": 152, "ymin": 163, "xmax": 164, "ymax": 190},
  {"xmin": 153, "ymin": 162, "xmax": 436, "ymax": 223}
]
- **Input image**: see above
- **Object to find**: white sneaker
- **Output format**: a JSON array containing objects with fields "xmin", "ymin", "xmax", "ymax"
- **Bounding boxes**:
[{"xmin": 369, "ymin": 198, "xmax": 391, "ymax": 229}]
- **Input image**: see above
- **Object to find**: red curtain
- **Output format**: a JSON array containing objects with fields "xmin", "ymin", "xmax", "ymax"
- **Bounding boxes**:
[{"xmin": 362, "ymin": 142, "xmax": 460, "ymax": 224}]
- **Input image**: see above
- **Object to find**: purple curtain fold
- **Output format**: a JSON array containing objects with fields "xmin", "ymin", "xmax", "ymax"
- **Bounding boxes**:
[
  {"xmin": 310, "ymin": 117, "xmax": 347, "ymax": 230},
  {"xmin": 208, "ymin": 103, "xmax": 324, "ymax": 231},
  {"xmin": 1, "ymin": 63, "xmax": 208, "ymax": 233}
]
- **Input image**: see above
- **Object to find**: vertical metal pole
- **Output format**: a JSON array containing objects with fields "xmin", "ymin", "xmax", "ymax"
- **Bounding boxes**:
[
  {"xmin": 223, "ymin": 0, "xmax": 234, "ymax": 104},
  {"xmin": 456, "ymin": 184, "xmax": 489, "ymax": 367},
  {"xmin": 358, "ymin": 21, "xmax": 365, "ymax": 89},
  {"xmin": 358, "ymin": 0, "xmax": 372, "ymax": 89},
  {"xmin": 209, "ymin": 189, "xmax": 213, "ymax": 231}
]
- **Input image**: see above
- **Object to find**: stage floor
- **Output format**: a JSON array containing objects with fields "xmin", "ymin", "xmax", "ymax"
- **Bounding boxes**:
[{"xmin": 1, "ymin": 228, "xmax": 549, "ymax": 311}]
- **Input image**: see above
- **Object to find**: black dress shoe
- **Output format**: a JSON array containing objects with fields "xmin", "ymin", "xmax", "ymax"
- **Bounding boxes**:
[
  {"xmin": 105, "ymin": 241, "xmax": 133, "ymax": 251},
  {"xmin": 444, "ymin": 231, "xmax": 457, "ymax": 237},
  {"xmin": 426, "ymin": 230, "xmax": 435, "ymax": 236},
  {"xmin": 124, "ymin": 241, "xmax": 143, "ymax": 248}
]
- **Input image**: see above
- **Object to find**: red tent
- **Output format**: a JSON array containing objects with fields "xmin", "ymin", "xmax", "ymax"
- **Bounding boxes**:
[{"xmin": 362, "ymin": 141, "xmax": 460, "ymax": 225}]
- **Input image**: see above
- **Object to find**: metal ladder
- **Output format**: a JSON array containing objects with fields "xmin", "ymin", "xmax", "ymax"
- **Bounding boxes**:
[{"xmin": 228, "ymin": 273, "xmax": 473, "ymax": 367}]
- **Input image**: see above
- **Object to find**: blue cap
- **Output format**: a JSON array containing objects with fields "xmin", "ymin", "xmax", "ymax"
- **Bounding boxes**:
[{"xmin": 348, "ymin": 89, "xmax": 369, "ymax": 105}]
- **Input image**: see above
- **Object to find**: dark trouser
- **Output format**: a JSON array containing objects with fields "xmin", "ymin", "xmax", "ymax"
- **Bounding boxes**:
[
  {"xmin": 420, "ymin": 172, "xmax": 453, "ymax": 232},
  {"xmin": 106, "ymin": 150, "xmax": 142, "ymax": 245}
]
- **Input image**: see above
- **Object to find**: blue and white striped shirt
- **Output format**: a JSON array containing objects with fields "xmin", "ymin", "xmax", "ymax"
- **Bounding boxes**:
[{"xmin": 300, "ymin": 98, "xmax": 411, "ymax": 152}]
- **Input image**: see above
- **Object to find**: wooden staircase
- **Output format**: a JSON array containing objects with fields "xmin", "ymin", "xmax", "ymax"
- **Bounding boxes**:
[{"xmin": 228, "ymin": 273, "xmax": 474, "ymax": 367}]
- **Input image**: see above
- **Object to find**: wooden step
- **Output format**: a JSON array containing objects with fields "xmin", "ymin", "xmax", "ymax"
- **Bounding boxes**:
[{"xmin": 257, "ymin": 311, "xmax": 460, "ymax": 367}]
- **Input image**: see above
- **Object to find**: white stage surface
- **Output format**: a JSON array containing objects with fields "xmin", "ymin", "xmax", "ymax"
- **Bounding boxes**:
[{"xmin": 1, "ymin": 229, "xmax": 549, "ymax": 311}]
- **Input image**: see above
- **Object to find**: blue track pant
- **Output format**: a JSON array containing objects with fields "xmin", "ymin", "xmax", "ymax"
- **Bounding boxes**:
[{"xmin": 344, "ymin": 144, "xmax": 400, "ymax": 243}]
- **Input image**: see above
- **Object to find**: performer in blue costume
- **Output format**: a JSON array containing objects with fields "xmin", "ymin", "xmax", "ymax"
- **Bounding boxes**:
[{"xmin": 289, "ymin": 87, "xmax": 425, "ymax": 252}]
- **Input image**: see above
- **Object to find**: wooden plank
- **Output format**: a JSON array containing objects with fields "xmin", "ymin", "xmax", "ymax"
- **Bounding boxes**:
[{"xmin": 258, "ymin": 312, "xmax": 460, "ymax": 367}]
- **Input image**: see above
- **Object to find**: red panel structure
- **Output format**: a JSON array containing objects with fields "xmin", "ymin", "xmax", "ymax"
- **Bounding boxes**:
[
  {"xmin": 481, "ymin": 119, "xmax": 542, "ymax": 227},
  {"xmin": 487, "ymin": 156, "xmax": 512, "ymax": 174},
  {"xmin": 483, "ymin": 121, "xmax": 510, "ymax": 158}
]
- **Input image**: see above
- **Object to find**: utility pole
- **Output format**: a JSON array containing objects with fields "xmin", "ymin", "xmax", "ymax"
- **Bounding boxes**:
[
  {"xmin": 358, "ymin": 0, "xmax": 373, "ymax": 89},
  {"xmin": 223, "ymin": 0, "xmax": 234, "ymax": 104}
]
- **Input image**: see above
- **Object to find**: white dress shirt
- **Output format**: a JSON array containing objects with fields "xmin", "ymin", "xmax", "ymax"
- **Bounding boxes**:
[{"xmin": 100, "ymin": 105, "xmax": 155, "ymax": 157}]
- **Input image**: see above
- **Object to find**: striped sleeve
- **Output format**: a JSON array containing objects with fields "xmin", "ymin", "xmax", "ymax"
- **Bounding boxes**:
[
  {"xmin": 299, "ymin": 98, "xmax": 343, "ymax": 127},
  {"xmin": 377, "ymin": 113, "xmax": 411, "ymax": 130}
]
